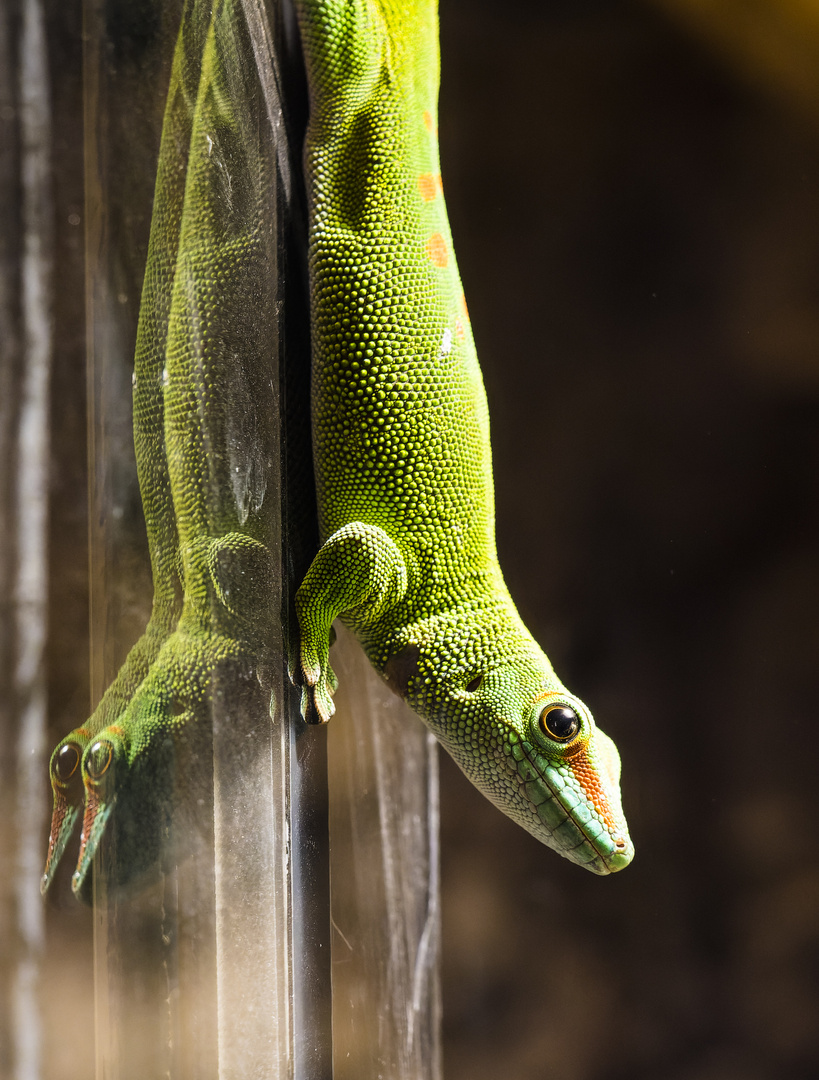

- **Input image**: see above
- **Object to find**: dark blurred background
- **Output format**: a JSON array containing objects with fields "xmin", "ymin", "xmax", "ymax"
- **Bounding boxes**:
[
  {"xmin": 33, "ymin": 0, "xmax": 819, "ymax": 1077},
  {"xmin": 437, "ymin": 2, "xmax": 819, "ymax": 1079}
]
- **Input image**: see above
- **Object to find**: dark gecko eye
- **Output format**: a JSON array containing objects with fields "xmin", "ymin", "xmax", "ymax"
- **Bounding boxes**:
[
  {"xmin": 465, "ymin": 674, "xmax": 483, "ymax": 693},
  {"xmin": 539, "ymin": 705, "xmax": 580, "ymax": 743},
  {"xmin": 86, "ymin": 740, "xmax": 113, "ymax": 779},
  {"xmin": 53, "ymin": 743, "xmax": 81, "ymax": 783}
]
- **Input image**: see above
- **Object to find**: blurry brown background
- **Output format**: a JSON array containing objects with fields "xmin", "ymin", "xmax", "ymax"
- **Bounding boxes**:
[
  {"xmin": 437, "ymin": 2, "xmax": 819, "ymax": 1079},
  {"xmin": 36, "ymin": 0, "xmax": 819, "ymax": 1078}
]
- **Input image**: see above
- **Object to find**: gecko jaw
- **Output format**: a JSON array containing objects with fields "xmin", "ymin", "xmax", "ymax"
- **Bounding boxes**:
[
  {"xmin": 72, "ymin": 789, "xmax": 114, "ymax": 898},
  {"xmin": 41, "ymin": 796, "xmax": 81, "ymax": 895},
  {"xmin": 507, "ymin": 732, "xmax": 634, "ymax": 874}
]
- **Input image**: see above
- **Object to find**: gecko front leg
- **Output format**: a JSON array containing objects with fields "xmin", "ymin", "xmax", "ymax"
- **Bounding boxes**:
[{"xmin": 294, "ymin": 522, "xmax": 409, "ymax": 721}]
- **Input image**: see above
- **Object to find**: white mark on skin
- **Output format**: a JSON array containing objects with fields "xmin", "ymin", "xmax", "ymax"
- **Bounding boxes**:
[
  {"xmin": 131, "ymin": 371, "xmax": 137, "ymax": 388},
  {"xmin": 161, "ymin": 367, "xmax": 170, "ymax": 388},
  {"xmin": 439, "ymin": 327, "xmax": 452, "ymax": 357},
  {"xmin": 206, "ymin": 134, "xmax": 214, "ymax": 155}
]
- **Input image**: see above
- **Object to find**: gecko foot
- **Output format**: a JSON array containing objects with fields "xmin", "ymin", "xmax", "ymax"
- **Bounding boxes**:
[{"xmin": 292, "ymin": 627, "xmax": 338, "ymax": 724}]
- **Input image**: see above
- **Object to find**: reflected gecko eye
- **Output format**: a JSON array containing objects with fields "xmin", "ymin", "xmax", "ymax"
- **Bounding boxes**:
[
  {"xmin": 86, "ymin": 740, "xmax": 113, "ymax": 780},
  {"xmin": 53, "ymin": 743, "xmax": 81, "ymax": 783},
  {"xmin": 538, "ymin": 705, "xmax": 580, "ymax": 743}
]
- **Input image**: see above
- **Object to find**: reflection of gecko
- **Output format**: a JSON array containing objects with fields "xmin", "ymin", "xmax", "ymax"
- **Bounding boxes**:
[
  {"xmin": 43, "ymin": 0, "xmax": 633, "ymax": 900},
  {"xmin": 43, "ymin": 0, "xmax": 280, "ymax": 898}
]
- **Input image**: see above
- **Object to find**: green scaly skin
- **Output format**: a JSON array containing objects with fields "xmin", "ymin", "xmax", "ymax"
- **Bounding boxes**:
[
  {"xmin": 44, "ymin": 0, "xmax": 278, "ymax": 898},
  {"xmin": 294, "ymin": 0, "xmax": 633, "ymax": 873},
  {"xmin": 44, "ymin": 0, "xmax": 633, "ymax": 896},
  {"xmin": 42, "ymin": 0, "xmax": 201, "ymax": 896}
]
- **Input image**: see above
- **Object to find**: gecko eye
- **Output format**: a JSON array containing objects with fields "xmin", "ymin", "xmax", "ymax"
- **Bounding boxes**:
[
  {"xmin": 86, "ymin": 740, "xmax": 113, "ymax": 780},
  {"xmin": 465, "ymin": 674, "xmax": 483, "ymax": 693},
  {"xmin": 53, "ymin": 743, "xmax": 81, "ymax": 783},
  {"xmin": 539, "ymin": 705, "xmax": 580, "ymax": 743}
]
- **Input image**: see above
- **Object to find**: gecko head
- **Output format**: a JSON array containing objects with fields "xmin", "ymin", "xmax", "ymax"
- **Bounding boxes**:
[
  {"xmin": 55, "ymin": 671, "xmax": 215, "ymax": 903},
  {"xmin": 67, "ymin": 718, "xmax": 179, "ymax": 903},
  {"xmin": 53, "ymin": 647, "xmax": 268, "ymax": 903},
  {"xmin": 42, "ymin": 732, "xmax": 91, "ymax": 896},
  {"xmin": 42, "ymin": 704, "xmax": 178, "ymax": 902},
  {"xmin": 42, "ymin": 717, "xmax": 170, "ymax": 903},
  {"xmin": 508, "ymin": 686, "xmax": 635, "ymax": 874},
  {"xmin": 399, "ymin": 640, "xmax": 634, "ymax": 874}
]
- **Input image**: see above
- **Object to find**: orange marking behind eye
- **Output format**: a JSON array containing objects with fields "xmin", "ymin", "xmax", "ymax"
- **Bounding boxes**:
[
  {"xmin": 426, "ymin": 233, "xmax": 448, "ymax": 267},
  {"xmin": 567, "ymin": 749, "xmax": 619, "ymax": 834},
  {"xmin": 418, "ymin": 173, "xmax": 443, "ymax": 201}
]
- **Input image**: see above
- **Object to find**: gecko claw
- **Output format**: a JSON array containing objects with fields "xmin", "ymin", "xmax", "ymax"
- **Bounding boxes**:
[
  {"xmin": 300, "ymin": 681, "xmax": 336, "ymax": 724},
  {"xmin": 291, "ymin": 625, "xmax": 338, "ymax": 722}
]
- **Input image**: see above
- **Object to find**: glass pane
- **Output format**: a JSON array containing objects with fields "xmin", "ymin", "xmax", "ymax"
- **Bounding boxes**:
[
  {"xmin": 329, "ymin": 626, "xmax": 442, "ymax": 1080},
  {"xmin": 81, "ymin": 1, "xmax": 440, "ymax": 1077},
  {"xmin": 0, "ymin": 0, "xmax": 53, "ymax": 1074},
  {"xmin": 2, "ymin": 1, "xmax": 441, "ymax": 1075},
  {"xmin": 82, "ymin": 0, "xmax": 331, "ymax": 1075}
]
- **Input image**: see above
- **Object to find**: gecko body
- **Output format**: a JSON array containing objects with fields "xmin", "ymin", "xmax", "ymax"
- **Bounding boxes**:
[{"xmin": 294, "ymin": 0, "xmax": 633, "ymax": 873}]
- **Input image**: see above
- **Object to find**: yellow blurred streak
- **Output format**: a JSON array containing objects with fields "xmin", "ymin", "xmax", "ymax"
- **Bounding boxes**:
[{"xmin": 647, "ymin": 0, "xmax": 819, "ymax": 121}]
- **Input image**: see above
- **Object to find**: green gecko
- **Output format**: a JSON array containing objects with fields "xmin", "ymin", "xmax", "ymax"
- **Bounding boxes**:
[
  {"xmin": 292, "ymin": 0, "xmax": 633, "ymax": 874},
  {"xmin": 43, "ymin": 0, "xmax": 633, "ymax": 898},
  {"xmin": 43, "ymin": 0, "xmax": 280, "ymax": 898}
]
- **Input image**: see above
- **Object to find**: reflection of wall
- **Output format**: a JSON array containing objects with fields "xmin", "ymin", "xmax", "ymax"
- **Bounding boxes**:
[{"xmin": 439, "ymin": 1, "xmax": 819, "ymax": 1078}]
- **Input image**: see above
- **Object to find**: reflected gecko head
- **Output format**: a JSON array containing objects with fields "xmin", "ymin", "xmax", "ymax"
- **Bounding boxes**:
[
  {"xmin": 68, "ymin": 719, "xmax": 175, "ymax": 902},
  {"xmin": 41, "ymin": 734, "xmax": 90, "ymax": 896},
  {"xmin": 64, "ymin": 684, "xmax": 206, "ymax": 902},
  {"xmin": 45, "ymin": 635, "xmax": 271, "ymax": 903}
]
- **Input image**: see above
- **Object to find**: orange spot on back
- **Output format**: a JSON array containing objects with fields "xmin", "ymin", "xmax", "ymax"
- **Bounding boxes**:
[
  {"xmin": 455, "ymin": 316, "xmax": 465, "ymax": 340},
  {"xmin": 423, "ymin": 110, "xmax": 436, "ymax": 133},
  {"xmin": 426, "ymin": 233, "xmax": 448, "ymax": 267},
  {"xmin": 458, "ymin": 292, "xmax": 470, "ymax": 322},
  {"xmin": 418, "ymin": 174, "xmax": 439, "ymax": 201}
]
